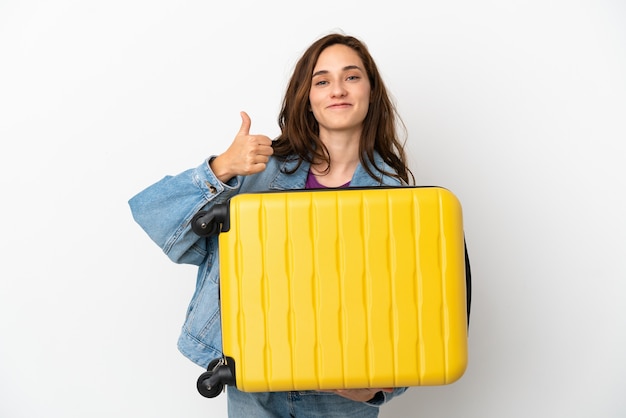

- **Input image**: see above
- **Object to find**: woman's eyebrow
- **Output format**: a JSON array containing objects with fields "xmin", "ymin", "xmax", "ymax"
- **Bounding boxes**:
[{"xmin": 312, "ymin": 65, "xmax": 364, "ymax": 78}]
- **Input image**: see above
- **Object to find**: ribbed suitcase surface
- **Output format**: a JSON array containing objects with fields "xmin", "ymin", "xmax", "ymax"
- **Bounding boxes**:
[{"xmin": 218, "ymin": 187, "xmax": 468, "ymax": 392}]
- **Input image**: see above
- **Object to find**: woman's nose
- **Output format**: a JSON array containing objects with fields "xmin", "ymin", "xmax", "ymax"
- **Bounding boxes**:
[{"xmin": 330, "ymin": 82, "xmax": 347, "ymax": 98}]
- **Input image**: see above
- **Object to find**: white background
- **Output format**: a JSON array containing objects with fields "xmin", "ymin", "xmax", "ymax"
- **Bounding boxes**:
[{"xmin": 1, "ymin": 1, "xmax": 625, "ymax": 417}]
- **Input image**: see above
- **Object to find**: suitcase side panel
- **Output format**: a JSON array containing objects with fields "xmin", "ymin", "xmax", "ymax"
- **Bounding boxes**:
[{"xmin": 219, "ymin": 187, "xmax": 468, "ymax": 392}]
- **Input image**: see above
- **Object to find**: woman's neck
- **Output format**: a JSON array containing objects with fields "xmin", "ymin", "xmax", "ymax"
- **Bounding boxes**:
[{"xmin": 313, "ymin": 131, "xmax": 361, "ymax": 187}]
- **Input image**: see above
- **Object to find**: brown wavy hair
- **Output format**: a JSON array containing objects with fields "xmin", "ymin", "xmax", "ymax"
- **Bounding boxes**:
[{"xmin": 272, "ymin": 33, "xmax": 414, "ymax": 185}]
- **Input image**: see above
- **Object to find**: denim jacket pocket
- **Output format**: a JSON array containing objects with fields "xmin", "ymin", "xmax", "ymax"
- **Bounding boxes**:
[{"xmin": 178, "ymin": 244, "xmax": 223, "ymax": 364}]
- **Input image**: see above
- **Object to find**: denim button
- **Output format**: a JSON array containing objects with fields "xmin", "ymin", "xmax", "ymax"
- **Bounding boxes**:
[{"xmin": 205, "ymin": 181, "xmax": 217, "ymax": 194}]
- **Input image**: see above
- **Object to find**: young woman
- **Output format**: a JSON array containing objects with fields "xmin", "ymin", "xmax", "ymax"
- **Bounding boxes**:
[{"xmin": 129, "ymin": 32, "xmax": 414, "ymax": 417}]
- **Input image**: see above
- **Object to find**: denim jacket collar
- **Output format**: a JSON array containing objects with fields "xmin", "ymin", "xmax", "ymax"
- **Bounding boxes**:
[{"xmin": 268, "ymin": 152, "xmax": 400, "ymax": 190}]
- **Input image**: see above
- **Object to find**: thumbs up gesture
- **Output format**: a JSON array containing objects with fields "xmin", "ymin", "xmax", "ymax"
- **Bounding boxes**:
[{"xmin": 210, "ymin": 111, "xmax": 274, "ymax": 183}]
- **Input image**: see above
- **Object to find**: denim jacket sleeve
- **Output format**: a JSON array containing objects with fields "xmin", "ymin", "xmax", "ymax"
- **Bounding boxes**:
[{"xmin": 128, "ymin": 157, "xmax": 240, "ymax": 265}]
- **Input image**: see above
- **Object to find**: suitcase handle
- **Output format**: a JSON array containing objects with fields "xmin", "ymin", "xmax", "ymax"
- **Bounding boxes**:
[
  {"xmin": 464, "ymin": 239, "xmax": 472, "ymax": 327},
  {"xmin": 191, "ymin": 204, "xmax": 230, "ymax": 237}
]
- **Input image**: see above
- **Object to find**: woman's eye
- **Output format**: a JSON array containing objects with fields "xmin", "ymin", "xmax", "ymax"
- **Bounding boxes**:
[
  {"xmin": 347, "ymin": 75, "xmax": 360, "ymax": 81},
  {"xmin": 314, "ymin": 80, "xmax": 328, "ymax": 86}
]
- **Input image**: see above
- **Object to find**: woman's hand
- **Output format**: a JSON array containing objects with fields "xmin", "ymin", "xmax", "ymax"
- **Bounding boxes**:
[
  {"xmin": 210, "ymin": 111, "xmax": 274, "ymax": 183},
  {"xmin": 322, "ymin": 388, "xmax": 393, "ymax": 402}
]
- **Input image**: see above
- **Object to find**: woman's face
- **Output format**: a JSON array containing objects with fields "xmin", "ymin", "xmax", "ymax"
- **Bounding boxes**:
[{"xmin": 309, "ymin": 44, "xmax": 371, "ymax": 137}]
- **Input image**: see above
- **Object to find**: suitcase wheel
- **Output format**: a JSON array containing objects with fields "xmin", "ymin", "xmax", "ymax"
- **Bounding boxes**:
[
  {"xmin": 197, "ymin": 359, "xmax": 224, "ymax": 398},
  {"xmin": 197, "ymin": 371, "xmax": 223, "ymax": 398},
  {"xmin": 197, "ymin": 357, "xmax": 235, "ymax": 398}
]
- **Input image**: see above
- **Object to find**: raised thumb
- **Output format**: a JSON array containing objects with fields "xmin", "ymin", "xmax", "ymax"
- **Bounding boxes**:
[{"xmin": 238, "ymin": 111, "xmax": 251, "ymax": 135}]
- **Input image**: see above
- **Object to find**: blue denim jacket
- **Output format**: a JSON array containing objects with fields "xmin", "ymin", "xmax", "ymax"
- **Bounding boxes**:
[{"xmin": 128, "ymin": 153, "xmax": 407, "ymax": 405}]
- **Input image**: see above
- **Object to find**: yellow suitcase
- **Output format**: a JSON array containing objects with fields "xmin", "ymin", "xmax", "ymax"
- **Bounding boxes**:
[{"xmin": 192, "ymin": 186, "xmax": 470, "ymax": 397}]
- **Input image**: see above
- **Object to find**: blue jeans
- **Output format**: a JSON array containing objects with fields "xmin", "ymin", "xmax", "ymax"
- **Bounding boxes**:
[{"xmin": 227, "ymin": 387, "xmax": 380, "ymax": 418}]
